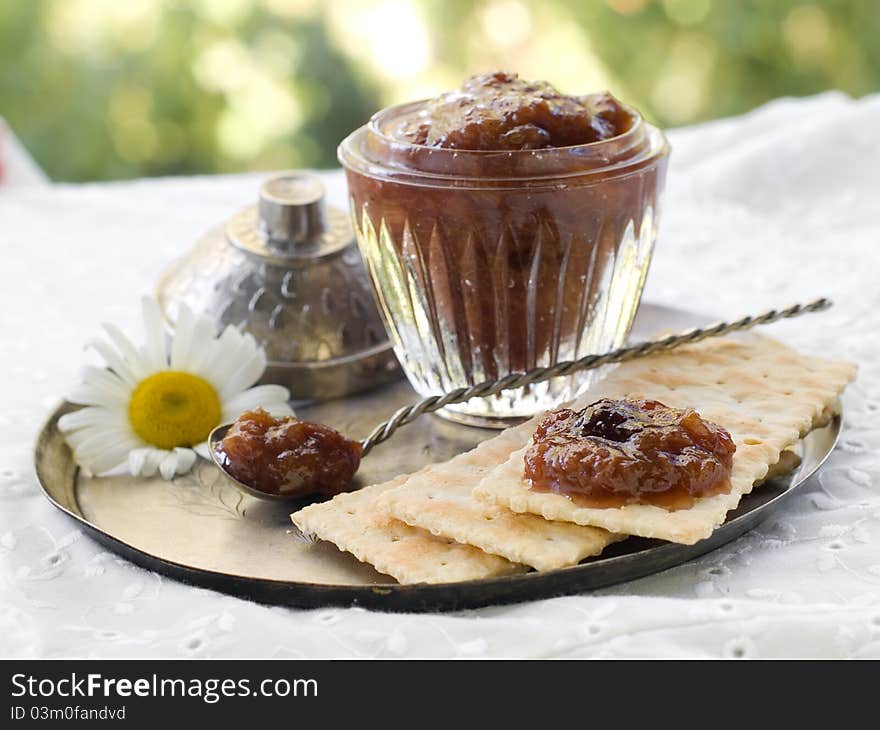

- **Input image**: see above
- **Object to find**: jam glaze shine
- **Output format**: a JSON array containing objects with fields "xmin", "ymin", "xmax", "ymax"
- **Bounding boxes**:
[
  {"xmin": 390, "ymin": 71, "xmax": 634, "ymax": 151},
  {"xmin": 524, "ymin": 398, "xmax": 736, "ymax": 511},
  {"xmin": 215, "ymin": 408, "xmax": 362, "ymax": 498}
]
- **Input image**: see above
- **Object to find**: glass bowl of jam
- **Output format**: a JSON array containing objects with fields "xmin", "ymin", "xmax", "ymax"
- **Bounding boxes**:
[{"xmin": 338, "ymin": 72, "xmax": 669, "ymax": 427}]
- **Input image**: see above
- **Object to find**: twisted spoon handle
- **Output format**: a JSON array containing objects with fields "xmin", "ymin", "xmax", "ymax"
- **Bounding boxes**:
[{"xmin": 360, "ymin": 297, "xmax": 832, "ymax": 456}]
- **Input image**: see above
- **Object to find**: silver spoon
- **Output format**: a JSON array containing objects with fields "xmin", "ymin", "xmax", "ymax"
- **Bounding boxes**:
[{"xmin": 210, "ymin": 297, "xmax": 831, "ymax": 501}]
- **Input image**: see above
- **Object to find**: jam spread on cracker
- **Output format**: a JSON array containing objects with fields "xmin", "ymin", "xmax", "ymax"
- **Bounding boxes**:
[
  {"xmin": 390, "ymin": 71, "xmax": 634, "ymax": 150},
  {"xmin": 524, "ymin": 398, "xmax": 736, "ymax": 510},
  {"xmin": 216, "ymin": 408, "xmax": 362, "ymax": 498}
]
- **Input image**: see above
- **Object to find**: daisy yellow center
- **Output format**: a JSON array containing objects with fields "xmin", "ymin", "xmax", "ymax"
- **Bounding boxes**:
[{"xmin": 128, "ymin": 371, "xmax": 221, "ymax": 450}]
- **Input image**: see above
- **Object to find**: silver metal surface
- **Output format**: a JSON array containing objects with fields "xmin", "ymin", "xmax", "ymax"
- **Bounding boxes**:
[
  {"xmin": 155, "ymin": 171, "xmax": 400, "ymax": 399},
  {"xmin": 33, "ymin": 303, "xmax": 844, "ymax": 611},
  {"xmin": 258, "ymin": 174, "xmax": 326, "ymax": 253}
]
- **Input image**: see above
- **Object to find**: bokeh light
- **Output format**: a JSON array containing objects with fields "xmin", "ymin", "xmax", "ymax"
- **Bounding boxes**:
[{"xmin": 1, "ymin": 0, "xmax": 877, "ymax": 182}]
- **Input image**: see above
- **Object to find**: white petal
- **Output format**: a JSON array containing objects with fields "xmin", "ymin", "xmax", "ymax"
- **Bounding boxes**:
[
  {"xmin": 58, "ymin": 407, "xmax": 125, "ymax": 433},
  {"xmin": 193, "ymin": 442, "xmax": 212, "ymax": 460},
  {"xmin": 172, "ymin": 447, "xmax": 197, "ymax": 475},
  {"xmin": 169, "ymin": 304, "xmax": 195, "ymax": 371},
  {"xmin": 103, "ymin": 322, "xmax": 150, "ymax": 380},
  {"xmin": 262, "ymin": 401, "xmax": 294, "ymax": 418},
  {"xmin": 86, "ymin": 439, "xmax": 140, "ymax": 475},
  {"xmin": 138, "ymin": 449, "xmax": 166, "ymax": 478},
  {"xmin": 67, "ymin": 382, "xmax": 128, "ymax": 409},
  {"xmin": 199, "ymin": 326, "xmax": 250, "ymax": 388},
  {"xmin": 128, "ymin": 447, "xmax": 151, "ymax": 476},
  {"xmin": 159, "ymin": 451, "xmax": 180, "ymax": 480},
  {"xmin": 64, "ymin": 425, "xmax": 104, "ymax": 450},
  {"xmin": 183, "ymin": 314, "xmax": 219, "ymax": 376},
  {"xmin": 78, "ymin": 364, "xmax": 131, "ymax": 391},
  {"xmin": 190, "ymin": 332, "xmax": 222, "ymax": 384},
  {"xmin": 72, "ymin": 427, "xmax": 129, "ymax": 460},
  {"xmin": 239, "ymin": 332, "xmax": 261, "ymax": 367},
  {"xmin": 222, "ymin": 385, "xmax": 292, "ymax": 418},
  {"xmin": 220, "ymin": 349, "xmax": 267, "ymax": 399},
  {"xmin": 142, "ymin": 296, "xmax": 168, "ymax": 371},
  {"xmin": 72, "ymin": 428, "xmax": 138, "ymax": 458},
  {"xmin": 73, "ymin": 368, "xmax": 132, "ymax": 403},
  {"xmin": 75, "ymin": 435, "xmax": 137, "ymax": 473},
  {"xmin": 69, "ymin": 366, "xmax": 131, "ymax": 406},
  {"xmin": 87, "ymin": 339, "xmax": 138, "ymax": 386}
]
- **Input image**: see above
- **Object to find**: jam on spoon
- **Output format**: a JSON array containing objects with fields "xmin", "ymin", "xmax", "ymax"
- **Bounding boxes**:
[
  {"xmin": 524, "ymin": 397, "xmax": 736, "ymax": 511},
  {"xmin": 215, "ymin": 408, "xmax": 362, "ymax": 498}
]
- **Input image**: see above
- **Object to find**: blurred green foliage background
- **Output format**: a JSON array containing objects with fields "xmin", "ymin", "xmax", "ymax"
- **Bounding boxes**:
[{"xmin": 1, "ymin": 0, "xmax": 877, "ymax": 182}]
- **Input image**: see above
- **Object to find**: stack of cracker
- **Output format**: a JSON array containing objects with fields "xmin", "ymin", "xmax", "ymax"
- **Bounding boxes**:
[{"xmin": 291, "ymin": 336, "xmax": 855, "ymax": 584}]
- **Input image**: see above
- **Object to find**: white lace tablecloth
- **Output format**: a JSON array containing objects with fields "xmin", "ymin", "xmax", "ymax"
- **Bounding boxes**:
[{"xmin": 2, "ymin": 93, "xmax": 879, "ymax": 658}]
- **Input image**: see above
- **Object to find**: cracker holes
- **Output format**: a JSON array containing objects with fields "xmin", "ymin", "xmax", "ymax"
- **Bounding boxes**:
[{"xmin": 483, "ymin": 515, "xmax": 495, "ymax": 521}]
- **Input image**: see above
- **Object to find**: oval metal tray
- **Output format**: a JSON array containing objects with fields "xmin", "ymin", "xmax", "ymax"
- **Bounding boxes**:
[{"xmin": 33, "ymin": 304, "xmax": 841, "ymax": 612}]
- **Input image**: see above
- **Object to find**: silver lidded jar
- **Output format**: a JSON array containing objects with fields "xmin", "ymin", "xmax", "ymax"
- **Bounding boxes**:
[
  {"xmin": 338, "ymin": 87, "xmax": 669, "ymax": 427},
  {"xmin": 156, "ymin": 172, "xmax": 400, "ymax": 400}
]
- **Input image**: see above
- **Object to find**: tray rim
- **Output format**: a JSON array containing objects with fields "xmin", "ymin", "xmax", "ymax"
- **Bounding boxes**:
[{"xmin": 33, "ymin": 398, "xmax": 842, "ymax": 613}]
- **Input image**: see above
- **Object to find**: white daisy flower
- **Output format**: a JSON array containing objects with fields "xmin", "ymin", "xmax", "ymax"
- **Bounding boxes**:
[{"xmin": 59, "ymin": 297, "xmax": 292, "ymax": 480}]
